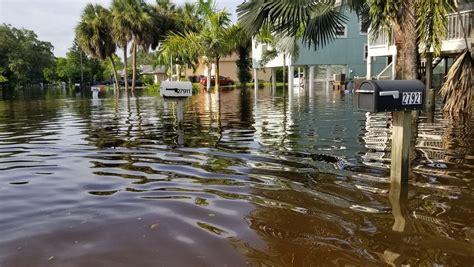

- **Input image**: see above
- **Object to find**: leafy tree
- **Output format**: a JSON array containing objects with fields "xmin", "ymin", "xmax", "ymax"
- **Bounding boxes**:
[
  {"xmin": 160, "ymin": 0, "xmax": 237, "ymax": 90},
  {"xmin": 44, "ymin": 43, "xmax": 104, "ymax": 86},
  {"xmin": 0, "ymin": 24, "xmax": 55, "ymax": 86},
  {"xmin": 101, "ymin": 54, "xmax": 124, "ymax": 83}
]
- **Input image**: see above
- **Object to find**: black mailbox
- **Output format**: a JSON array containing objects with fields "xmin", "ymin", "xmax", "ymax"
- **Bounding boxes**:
[{"xmin": 355, "ymin": 80, "xmax": 424, "ymax": 112}]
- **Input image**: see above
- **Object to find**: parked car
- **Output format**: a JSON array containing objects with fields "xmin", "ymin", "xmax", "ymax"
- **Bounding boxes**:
[{"xmin": 200, "ymin": 75, "xmax": 234, "ymax": 86}]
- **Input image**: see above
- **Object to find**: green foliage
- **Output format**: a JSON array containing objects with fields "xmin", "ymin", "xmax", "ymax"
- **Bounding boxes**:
[
  {"xmin": 146, "ymin": 83, "xmax": 160, "ymax": 92},
  {"xmin": 416, "ymin": 0, "xmax": 456, "ymax": 56},
  {"xmin": 237, "ymin": 0, "xmax": 349, "ymax": 51},
  {"xmin": 140, "ymin": 74, "xmax": 154, "ymax": 85},
  {"xmin": 75, "ymin": 4, "xmax": 116, "ymax": 61},
  {"xmin": 192, "ymin": 83, "xmax": 202, "ymax": 94},
  {"xmin": 0, "ymin": 67, "xmax": 8, "ymax": 83},
  {"xmin": 0, "ymin": 24, "xmax": 55, "ymax": 86},
  {"xmin": 159, "ymin": 0, "xmax": 238, "ymax": 89},
  {"xmin": 44, "ymin": 43, "xmax": 105, "ymax": 85},
  {"xmin": 101, "ymin": 54, "xmax": 123, "ymax": 81},
  {"xmin": 236, "ymin": 41, "xmax": 252, "ymax": 84}
]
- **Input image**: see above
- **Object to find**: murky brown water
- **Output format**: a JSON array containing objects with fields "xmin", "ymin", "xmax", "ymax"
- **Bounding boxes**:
[{"xmin": 0, "ymin": 85, "xmax": 473, "ymax": 266}]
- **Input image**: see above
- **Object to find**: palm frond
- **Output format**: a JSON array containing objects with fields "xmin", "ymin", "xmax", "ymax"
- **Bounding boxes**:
[
  {"xmin": 417, "ymin": 0, "xmax": 456, "ymax": 56},
  {"xmin": 367, "ymin": 0, "xmax": 400, "ymax": 39},
  {"xmin": 259, "ymin": 49, "xmax": 279, "ymax": 66},
  {"xmin": 303, "ymin": 5, "xmax": 347, "ymax": 49},
  {"xmin": 440, "ymin": 49, "xmax": 473, "ymax": 114},
  {"xmin": 238, "ymin": 0, "xmax": 317, "ymax": 38}
]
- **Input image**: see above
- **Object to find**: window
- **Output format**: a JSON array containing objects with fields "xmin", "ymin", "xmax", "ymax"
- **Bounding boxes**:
[
  {"xmin": 360, "ymin": 21, "xmax": 369, "ymax": 35},
  {"xmin": 335, "ymin": 24, "xmax": 347, "ymax": 38},
  {"xmin": 364, "ymin": 44, "xmax": 368, "ymax": 61},
  {"xmin": 363, "ymin": 45, "xmax": 376, "ymax": 62}
]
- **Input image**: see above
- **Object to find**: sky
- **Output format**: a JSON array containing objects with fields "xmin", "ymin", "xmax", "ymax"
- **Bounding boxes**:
[{"xmin": 0, "ymin": 0, "xmax": 240, "ymax": 57}]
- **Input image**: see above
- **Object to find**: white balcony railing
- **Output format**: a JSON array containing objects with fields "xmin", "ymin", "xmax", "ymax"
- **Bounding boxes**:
[
  {"xmin": 368, "ymin": 28, "xmax": 392, "ymax": 47},
  {"xmin": 368, "ymin": 10, "xmax": 473, "ymax": 54},
  {"xmin": 446, "ymin": 10, "xmax": 473, "ymax": 40}
]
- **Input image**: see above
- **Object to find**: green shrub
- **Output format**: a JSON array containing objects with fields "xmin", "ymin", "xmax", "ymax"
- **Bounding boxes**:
[
  {"xmin": 140, "ymin": 75, "xmax": 154, "ymax": 86},
  {"xmin": 146, "ymin": 83, "xmax": 160, "ymax": 91},
  {"xmin": 192, "ymin": 83, "xmax": 202, "ymax": 94}
]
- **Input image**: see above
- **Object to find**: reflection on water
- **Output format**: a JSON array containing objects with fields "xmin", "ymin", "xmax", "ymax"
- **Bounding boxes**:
[{"xmin": 0, "ymin": 85, "xmax": 473, "ymax": 266}]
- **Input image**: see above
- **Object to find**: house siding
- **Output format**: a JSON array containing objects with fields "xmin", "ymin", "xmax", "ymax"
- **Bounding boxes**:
[{"xmin": 292, "ymin": 11, "xmax": 386, "ymax": 79}]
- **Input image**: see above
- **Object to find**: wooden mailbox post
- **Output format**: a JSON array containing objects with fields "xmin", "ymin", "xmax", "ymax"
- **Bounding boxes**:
[{"xmin": 355, "ymin": 80, "xmax": 424, "ymax": 183}]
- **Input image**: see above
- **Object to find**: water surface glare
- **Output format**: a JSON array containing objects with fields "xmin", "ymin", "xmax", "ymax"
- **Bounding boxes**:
[{"xmin": 0, "ymin": 86, "xmax": 473, "ymax": 266}]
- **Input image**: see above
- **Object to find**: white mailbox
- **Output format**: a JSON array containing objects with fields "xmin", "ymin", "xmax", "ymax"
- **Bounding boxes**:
[{"xmin": 160, "ymin": 81, "xmax": 193, "ymax": 98}]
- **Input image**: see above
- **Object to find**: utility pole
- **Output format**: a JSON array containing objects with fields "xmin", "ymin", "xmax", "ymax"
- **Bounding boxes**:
[{"xmin": 80, "ymin": 49, "xmax": 84, "ymax": 90}]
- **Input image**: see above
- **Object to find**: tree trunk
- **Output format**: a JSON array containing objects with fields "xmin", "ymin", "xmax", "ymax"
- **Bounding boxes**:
[
  {"xmin": 109, "ymin": 55, "xmax": 120, "ymax": 92},
  {"xmin": 393, "ymin": 1, "xmax": 418, "ymax": 80},
  {"xmin": 123, "ymin": 43, "xmax": 129, "ymax": 91},
  {"xmin": 132, "ymin": 41, "xmax": 137, "ymax": 91},
  {"xmin": 214, "ymin": 56, "xmax": 220, "ymax": 91},
  {"xmin": 283, "ymin": 53, "xmax": 286, "ymax": 88}
]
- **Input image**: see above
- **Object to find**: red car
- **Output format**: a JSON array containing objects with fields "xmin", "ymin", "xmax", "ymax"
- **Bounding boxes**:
[{"xmin": 200, "ymin": 75, "xmax": 234, "ymax": 86}]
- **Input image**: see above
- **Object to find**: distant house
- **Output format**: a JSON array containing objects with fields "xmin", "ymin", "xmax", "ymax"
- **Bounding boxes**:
[
  {"xmin": 183, "ymin": 53, "xmax": 271, "ymax": 84},
  {"xmin": 117, "ymin": 65, "xmax": 168, "ymax": 84},
  {"xmin": 140, "ymin": 65, "xmax": 167, "ymax": 84},
  {"xmin": 252, "ymin": 8, "xmax": 387, "ymax": 88}
]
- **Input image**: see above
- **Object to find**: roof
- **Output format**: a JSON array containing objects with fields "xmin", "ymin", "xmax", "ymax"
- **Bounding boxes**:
[{"xmin": 117, "ymin": 65, "xmax": 167, "ymax": 76}]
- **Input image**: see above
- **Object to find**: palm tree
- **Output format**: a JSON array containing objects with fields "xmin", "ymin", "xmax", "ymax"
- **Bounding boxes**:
[
  {"xmin": 368, "ymin": 0, "xmax": 457, "ymax": 80},
  {"xmin": 232, "ymin": 26, "xmax": 252, "ymax": 86},
  {"xmin": 151, "ymin": 1, "xmax": 203, "ymax": 81},
  {"xmin": 75, "ymin": 3, "xmax": 120, "ymax": 91},
  {"xmin": 127, "ymin": 0, "xmax": 151, "ymax": 91},
  {"xmin": 160, "ymin": 0, "xmax": 236, "ymax": 91},
  {"xmin": 111, "ymin": 0, "xmax": 133, "ymax": 91},
  {"xmin": 112, "ymin": 0, "xmax": 153, "ymax": 91}
]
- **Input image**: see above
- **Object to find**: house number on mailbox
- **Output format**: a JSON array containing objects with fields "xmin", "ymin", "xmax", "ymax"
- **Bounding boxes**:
[{"xmin": 402, "ymin": 92, "xmax": 422, "ymax": 105}]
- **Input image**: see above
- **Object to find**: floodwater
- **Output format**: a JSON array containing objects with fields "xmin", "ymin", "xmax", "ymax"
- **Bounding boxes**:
[{"xmin": 0, "ymin": 85, "xmax": 472, "ymax": 266}]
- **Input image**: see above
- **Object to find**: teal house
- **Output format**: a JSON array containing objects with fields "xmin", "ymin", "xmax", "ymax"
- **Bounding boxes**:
[{"xmin": 252, "ymin": 8, "xmax": 387, "ymax": 87}]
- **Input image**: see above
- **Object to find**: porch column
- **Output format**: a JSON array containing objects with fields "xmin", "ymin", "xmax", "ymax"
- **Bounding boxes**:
[
  {"xmin": 367, "ymin": 56, "xmax": 373, "ymax": 79},
  {"xmin": 303, "ymin": 67, "xmax": 306, "ymax": 89},
  {"xmin": 444, "ymin": 57, "xmax": 449, "ymax": 78},
  {"xmin": 297, "ymin": 67, "xmax": 301, "ymax": 88},
  {"xmin": 253, "ymin": 68, "xmax": 258, "ymax": 92},
  {"xmin": 288, "ymin": 65, "xmax": 294, "ymax": 92},
  {"xmin": 392, "ymin": 52, "xmax": 397, "ymax": 80},
  {"xmin": 309, "ymin": 65, "xmax": 315, "ymax": 96},
  {"xmin": 206, "ymin": 64, "xmax": 211, "ymax": 92},
  {"xmin": 425, "ymin": 53, "xmax": 434, "ymax": 110},
  {"xmin": 326, "ymin": 65, "xmax": 332, "ymax": 81},
  {"xmin": 271, "ymin": 68, "xmax": 277, "ymax": 92},
  {"xmin": 326, "ymin": 65, "xmax": 332, "ymax": 91}
]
